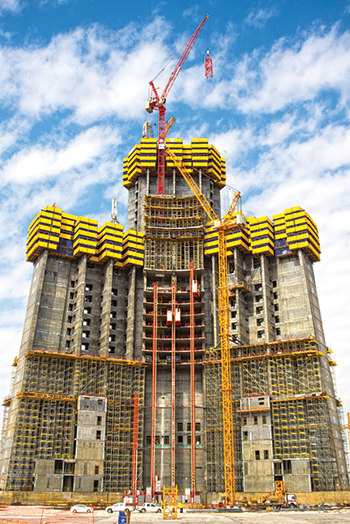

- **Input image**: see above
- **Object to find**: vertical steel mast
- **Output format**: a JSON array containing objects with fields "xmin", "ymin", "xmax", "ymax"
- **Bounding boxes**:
[
  {"xmin": 190, "ymin": 261, "xmax": 196, "ymax": 502},
  {"xmin": 165, "ymin": 149, "xmax": 245, "ymax": 504},
  {"xmin": 150, "ymin": 282, "xmax": 158, "ymax": 499},
  {"xmin": 171, "ymin": 277, "xmax": 176, "ymax": 486}
]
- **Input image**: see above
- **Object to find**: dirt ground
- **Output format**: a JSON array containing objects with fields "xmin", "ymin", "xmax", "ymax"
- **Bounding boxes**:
[{"xmin": 1, "ymin": 506, "xmax": 350, "ymax": 524}]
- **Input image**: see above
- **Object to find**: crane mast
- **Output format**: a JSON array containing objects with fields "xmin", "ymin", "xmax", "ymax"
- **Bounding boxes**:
[
  {"xmin": 165, "ymin": 148, "xmax": 246, "ymax": 504},
  {"xmin": 145, "ymin": 15, "xmax": 209, "ymax": 195}
]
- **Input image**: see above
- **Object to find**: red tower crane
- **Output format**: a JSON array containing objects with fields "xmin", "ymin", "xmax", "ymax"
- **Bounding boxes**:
[{"xmin": 145, "ymin": 15, "xmax": 209, "ymax": 195}]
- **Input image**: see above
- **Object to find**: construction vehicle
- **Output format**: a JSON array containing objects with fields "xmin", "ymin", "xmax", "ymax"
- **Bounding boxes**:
[
  {"xmin": 240, "ymin": 487, "xmax": 298, "ymax": 510},
  {"xmin": 262, "ymin": 481, "xmax": 298, "ymax": 509},
  {"xmin": 145, "ymin": 15, "xmax": 209, "ymax": 195},
  {"xmin": 165, "ymin": 148, "xmax": 247, "ymax": 505}
]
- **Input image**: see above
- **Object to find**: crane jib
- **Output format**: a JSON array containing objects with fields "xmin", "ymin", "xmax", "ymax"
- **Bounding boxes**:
[{"xmin": 145, "ymin": 15, "xmax": 209, "ymax": 195}]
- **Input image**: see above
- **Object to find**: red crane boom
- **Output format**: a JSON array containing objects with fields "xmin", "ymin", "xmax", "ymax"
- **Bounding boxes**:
[{"xmin": 145, "ymin": 15, "xmax": 209, "ymax": 195}]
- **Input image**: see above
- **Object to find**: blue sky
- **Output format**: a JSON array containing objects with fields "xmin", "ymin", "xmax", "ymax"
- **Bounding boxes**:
[{"xmin": 0, "ymin": 0, "xmax": 350, "ymax": 438}]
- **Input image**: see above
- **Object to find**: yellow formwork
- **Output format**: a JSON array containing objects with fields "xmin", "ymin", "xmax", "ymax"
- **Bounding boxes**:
[
  {"xmin": 273, "ymin": 206, "xmax": 321, "ymax": 262},
  {"xmin": 26, "ymin": 206, "xmax": 149, "ymax": 269},
  {"xmin": 122, "ymin": 138, "xmax": 227, "ymax": 188}
]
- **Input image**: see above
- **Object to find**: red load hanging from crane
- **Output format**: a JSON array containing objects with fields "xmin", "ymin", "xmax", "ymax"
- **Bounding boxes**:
[{"xmin": 204, "ymin": 51, "xmax": 213, "ymax": 78}]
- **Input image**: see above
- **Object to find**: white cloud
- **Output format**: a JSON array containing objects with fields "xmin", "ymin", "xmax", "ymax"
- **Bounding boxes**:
[
  {"xmin": 183, "ymin": 5, "xmax": 199, "ymax": 19},
  {"xmin": 230, "ymin": 26, "xmax": 350, "ymax": 113},
  {"xmin": 39, "ymin": 0, "xmax": 71, "ymax": 5},
  {"xmin": 0, "ymin": 259, "xmax": 31, "ymax": 300},
  {"xmin": 245, "ymin": 4, "xmax": 279, "ymax": 29},
  {"xmin": 177, "ymin": 25, "xmax": 350, "ymax": 117},
  {"xmin": 0, "ymin": 0, "xmax": 21, "ymax": 14},
  {"xmin": 0, "ymin": 21, "xmax": 170, "ymax": 124},
  {"xmin": 1, "ymin": 125, "xmax": 120, "ymax": 184}
]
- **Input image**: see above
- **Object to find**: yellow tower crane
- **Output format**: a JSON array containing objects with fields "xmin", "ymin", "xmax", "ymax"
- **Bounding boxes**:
[
  {"xmin": 342, "ymin": 412, "xmax": 350, "ymax": 452},
  {"xmin": 166, "ymin": 148, "xmax": 246, "ymax": 504}
]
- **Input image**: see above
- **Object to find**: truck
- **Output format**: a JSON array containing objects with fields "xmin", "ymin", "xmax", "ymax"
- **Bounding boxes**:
[
  {"xmin": 135, "ymin": 502, "xmax": 162, "ymax": 513},
  {"xmin": 262, "ymin": 481, "xmax": 298, "ymax": 508}
]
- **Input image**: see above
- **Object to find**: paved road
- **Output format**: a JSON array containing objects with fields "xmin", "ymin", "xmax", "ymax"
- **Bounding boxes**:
[{"xmin": 1, "ymin": 507, "xmax": 350, "ymax": 524}]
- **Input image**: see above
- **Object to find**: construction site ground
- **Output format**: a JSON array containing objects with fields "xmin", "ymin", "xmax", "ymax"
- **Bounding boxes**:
[{"xmin": 1, "ymin": 506, "xmax": 350, "ymax": 524}]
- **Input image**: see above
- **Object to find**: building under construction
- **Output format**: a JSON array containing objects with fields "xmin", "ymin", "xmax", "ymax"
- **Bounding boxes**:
[{"xmin": 0, "ymin": 137, "xmax": 348, "ymax": 499}]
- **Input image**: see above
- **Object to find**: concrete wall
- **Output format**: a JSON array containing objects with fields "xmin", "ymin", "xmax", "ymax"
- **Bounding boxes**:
[
  {"xmin": 284, "ymin": 459, "xmax": 311, "ymax": 493},
  {"xmin": 74, "ymin": 396, "xmax": 106, "ymax": 492}
]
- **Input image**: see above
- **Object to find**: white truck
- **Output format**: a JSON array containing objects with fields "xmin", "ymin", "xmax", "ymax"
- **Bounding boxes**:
[
  {"xmin": 262, "ymin": 491, "xmax": 298, "ymax": 508},
  {"xmin": 285, "ymin": 494, "xmax": 298, "ymax": 508},
  {"xmin": 136, "ymin": 502, "xmax": 162, "ymax": 513}
]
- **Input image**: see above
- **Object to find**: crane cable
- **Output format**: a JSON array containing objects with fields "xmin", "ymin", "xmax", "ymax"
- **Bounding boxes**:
[{"xmin": 151, "ymin": 39, "xmax": 189, "ymax": 84}]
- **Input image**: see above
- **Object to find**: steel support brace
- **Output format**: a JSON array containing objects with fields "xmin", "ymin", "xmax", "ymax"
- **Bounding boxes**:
[
  {"xmin": 150, "ymin": 282, "xmax": 158, "ymax": 499},
  {"xmin": 190, "ymin": 261, "xmax": 196, "ymax": 502},
  {"xmin": 171, "ymin": 279, "xmax": 176, "ymax": 486},
  {"xmin": 131, "ymin": 393, "xmax": 139, "ymax": 500}
]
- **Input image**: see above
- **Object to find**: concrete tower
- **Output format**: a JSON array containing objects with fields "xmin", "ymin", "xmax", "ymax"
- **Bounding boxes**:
[{"xmin": 0, "ymin": 137, "xmax": 347, "ymax": 499}]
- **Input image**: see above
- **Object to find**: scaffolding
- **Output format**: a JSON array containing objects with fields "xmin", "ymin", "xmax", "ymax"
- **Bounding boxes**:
[
  {"xmin": 204, "ymin": 337, "xmax": 338, "ymax": 493},
  {"xmin": 204, "ymin": 359, "xmax": 243, "ymax": 493},
  {"xmin": 270, "ymin": 392, "xmax": 337, "ymax": 489},
  {"xmin": 1, "ymin": 361, "xmax": 17, "ymax": 457},
  {"xmin": 0, "ymin": 398, "xmax": 10, "ymax": 455},
  {"xmin": 205, "ymin": 361, "xmax": 224, "ymax": 493},
  {"xmin": 5, "ymin": 351, "xmax": 145, "ymax": 492},
  {"xmin": 143, "ymin": 196, "xmax": 204, "ymax": 271},
  {"xmin": 163, "ymin": 485, "xmax": 178, "ymax": 519},
  {"xmin": 104, "ymin": 362, "xmax": 145, "ymax": 492},
  {"xmin": 7, "ymin": 394, "xmax": 75, "ymax": 491}
]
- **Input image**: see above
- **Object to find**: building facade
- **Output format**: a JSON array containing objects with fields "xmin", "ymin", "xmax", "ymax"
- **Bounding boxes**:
[{"xmin": 0, "ymin": 137, "xmax": 348, "ymax": 497}]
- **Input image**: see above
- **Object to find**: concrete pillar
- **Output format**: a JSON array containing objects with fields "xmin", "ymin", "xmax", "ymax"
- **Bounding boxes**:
[
  {"xmin": 298, "ymin": 249, "xmax": 318, "ymax": 340},
  {"xmin": 125, "ymin": 266, "xmax": 136, "ymax": 359},
  {"xmin": 99, "ymin": 259, "xmax": 114, "ymax": 357},
  {"xmin": 72, "ymin": 254, "xmax": 87, "ymax": 355},
  {"xmin": 146, "ymin": 168, "xmax": 150, "ymax": 196},
  {"xmin": 211, "ymin": 255, "xmax": 218, "ymax": 347},
  {"xmin": 233, "ymin": 248, "xmax": 241, "ymax": 344},
  {"xmin": 261, "ymin": 255, "xmax": 271, "ymax": 343},
  {"xmin": 19, "ymin": 249, "xmax": 48, "ymax": 358},
  {"xmin": 173, "ymin": 168, "xmax": 176, "ymax": 197}
]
